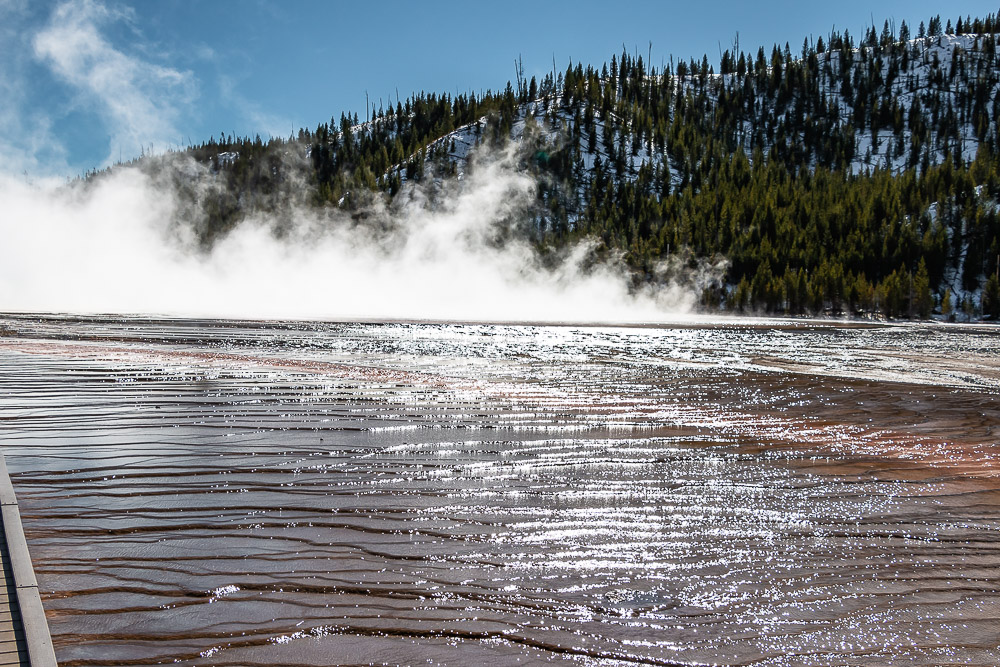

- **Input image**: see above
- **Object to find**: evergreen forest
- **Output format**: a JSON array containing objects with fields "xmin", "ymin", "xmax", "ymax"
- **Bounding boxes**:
[{"xmin": 98, "ymin": 11, "xmax": 1000, "ymax": 320}]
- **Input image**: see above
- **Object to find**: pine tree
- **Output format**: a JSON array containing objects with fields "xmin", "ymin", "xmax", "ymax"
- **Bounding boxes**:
[
  {"xmin": 914, "ymin": 258, "xmax": 933, "ymax": 318},
  {"xmin": 985, "ymin": 273, "xmax": 1000, "ymax": 319}
]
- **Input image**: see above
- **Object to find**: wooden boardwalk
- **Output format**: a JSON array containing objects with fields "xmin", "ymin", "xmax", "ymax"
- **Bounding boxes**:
[{"xmin": 0, "ymin": 456, "xmax": 56, "ymax": 667}]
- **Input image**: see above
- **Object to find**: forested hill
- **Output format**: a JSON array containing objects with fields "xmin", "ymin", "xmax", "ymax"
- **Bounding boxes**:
[{"xmin": 112, "ymin": 12, "xmax": 1000, "ymax": 320}]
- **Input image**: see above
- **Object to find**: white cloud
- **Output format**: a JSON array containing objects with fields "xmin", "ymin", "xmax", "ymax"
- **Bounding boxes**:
[
  {"xmin": 32, "ymin": 0, "xmax": 195, "ymax": 166},
  {"xmin": 0, "ymin": 0, "xmax": 27, "ymax": 15},
  {"xmin": 0, "ymin": 1, "xmax": 70, "ymax": 176}
]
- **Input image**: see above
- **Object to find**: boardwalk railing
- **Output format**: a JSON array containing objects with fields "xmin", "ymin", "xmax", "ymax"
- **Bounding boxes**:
[{"xmin": 0, "ymin": 456, "xmax": 57, "ymax": 667}]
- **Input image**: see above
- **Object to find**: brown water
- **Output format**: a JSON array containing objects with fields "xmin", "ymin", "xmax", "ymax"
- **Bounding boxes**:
[{"xmin": 1, "ymin": 314, "xmax": 999, "ymax": 666}]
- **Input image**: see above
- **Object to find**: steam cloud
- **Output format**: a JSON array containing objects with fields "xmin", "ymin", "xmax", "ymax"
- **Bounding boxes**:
[
  {"xmin": 0, "ymin": 148, "xmax": 725, "ymax": 323},
  {"xmin": 3, "ymin": 0, "xmax": 726, "ymax": 324}
]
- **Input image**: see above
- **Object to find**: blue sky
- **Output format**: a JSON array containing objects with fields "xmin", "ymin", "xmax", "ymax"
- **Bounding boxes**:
[{"xmin": 3, "ymin": 0, "xmax": 999, "ymax": 177}]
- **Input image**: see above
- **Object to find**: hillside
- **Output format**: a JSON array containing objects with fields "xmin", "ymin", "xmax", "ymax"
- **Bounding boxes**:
[{"xmin": 106, "ymin": 12, "xmax": 1000, "ymax": 320}]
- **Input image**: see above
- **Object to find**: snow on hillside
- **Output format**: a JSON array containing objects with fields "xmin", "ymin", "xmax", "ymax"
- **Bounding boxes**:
[
  {"xmin": 389, "ymin": 32, "xmax": 996, "ymax": 187},
  {"xmin": 234, "ymin": 27, "xmax": 1000, "ymax": 319},
  {"xmin": 802, "ymin": 33, "xmax": 991, "ymax": 173}
]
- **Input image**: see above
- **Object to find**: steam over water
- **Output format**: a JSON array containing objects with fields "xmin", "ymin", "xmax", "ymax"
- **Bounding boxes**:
[
  {"xmin": 2, "ymin": 315, "xmax": 999, "ymax": 665},
  {"xmin": 0, "ymin": 155, "xmax": 724, "ymax": 322}
]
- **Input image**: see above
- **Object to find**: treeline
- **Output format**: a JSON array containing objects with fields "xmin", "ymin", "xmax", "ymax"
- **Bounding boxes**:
[
  {"xmin": 93, "ymin": 9, "xmax": 1000, "ymax": 319},
  {"xmin": 510, "ymin": 9, "xmax": 1000, "ymax": 319},
  {"xmin": 571, "ymin": 144, "xmax": 1000, "ymax": 319}
]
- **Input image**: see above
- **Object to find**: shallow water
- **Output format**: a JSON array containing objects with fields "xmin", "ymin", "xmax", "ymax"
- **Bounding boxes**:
[{"xmin": 1, "ymin": 315, "xmax": 999, "ymax": 665}]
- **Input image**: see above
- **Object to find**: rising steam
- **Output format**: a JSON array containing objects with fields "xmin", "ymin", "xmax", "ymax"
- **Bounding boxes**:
[
  {"xmin": 0, "ymin": 147, "xmax": 725, "ymax": 323},
  {"xmin": 2, "ymin": 0, "xmax": 727, "ymax": 324}
]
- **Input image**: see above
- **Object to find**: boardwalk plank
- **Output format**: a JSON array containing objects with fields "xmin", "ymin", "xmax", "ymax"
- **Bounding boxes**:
[{"xmin": 0, "ymin": 453, "xmax": 57, "ymax": 666}]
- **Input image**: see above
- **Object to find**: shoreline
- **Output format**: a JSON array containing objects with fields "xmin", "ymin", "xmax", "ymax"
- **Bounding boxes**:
[
  {"xmin": 4, "ymin": 309, "xmax": 996, "ymax": 331},
  {"xmin": 2, "ymin": 320, "xmax": 998, "ymax": 485}
]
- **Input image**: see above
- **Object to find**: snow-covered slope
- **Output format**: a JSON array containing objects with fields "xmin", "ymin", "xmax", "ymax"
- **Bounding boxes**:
[
  {"xmin": 400, "ymin": 33, "xmax": 996, "ymax": 184},
  {"xmin": 194, "ymin": 24, "xmax": 1000, "ymax": 319}
]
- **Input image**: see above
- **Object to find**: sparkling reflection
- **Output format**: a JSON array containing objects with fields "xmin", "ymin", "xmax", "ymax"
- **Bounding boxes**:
[{"xmin": 0, "ymin": 315, "xmax": 998, "ymax": 665}]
